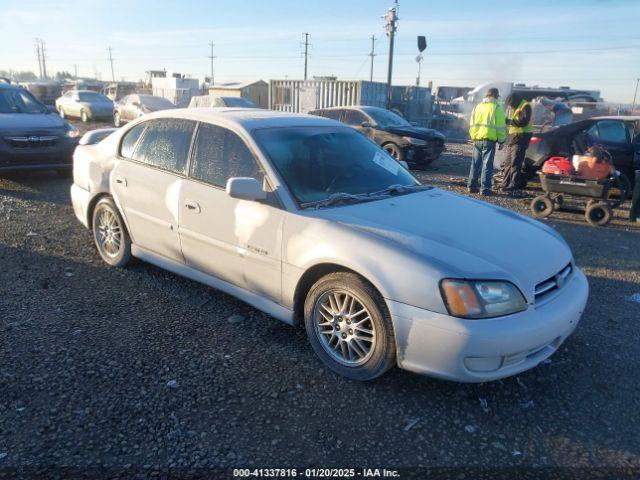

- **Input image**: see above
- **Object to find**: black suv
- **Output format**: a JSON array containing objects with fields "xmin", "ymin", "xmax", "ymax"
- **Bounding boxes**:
[
  {"xmin": 0, "ymin": 82, "xmax": 80, "ymax": 174},
  {"xmin": 309, "ymin": 106, "xmax": 445, "ymax": 169}
]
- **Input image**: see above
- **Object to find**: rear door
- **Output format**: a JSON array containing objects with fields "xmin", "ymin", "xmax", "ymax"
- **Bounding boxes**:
[
  {"xmin": 111, "ymin": 118, "xmax": 196, "ymax": 262},
  {"xmin": 178, "ymin": 122, "xmax": 284, "ymax": 302},
  {"xmin": 587, "ymin": 119, "xmax": 634, "ymax": 175}
]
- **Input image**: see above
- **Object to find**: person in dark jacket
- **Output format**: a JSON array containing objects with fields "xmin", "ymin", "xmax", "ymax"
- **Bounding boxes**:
[{"xmin": 500, "ymin": 92, "xmax": 533, "ymax": 192}]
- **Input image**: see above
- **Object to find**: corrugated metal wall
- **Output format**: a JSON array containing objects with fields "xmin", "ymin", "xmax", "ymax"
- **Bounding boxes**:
[{"xmin": 269, "ymin": 79, "xmax": 434, "ymax": 125}]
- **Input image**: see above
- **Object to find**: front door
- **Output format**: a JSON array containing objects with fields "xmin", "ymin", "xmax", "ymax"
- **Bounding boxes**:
[
  {"xmin": 111, "ymin": 118, "xmax": 196, "ymax": 262},
  {"xmin": 587, "ymin": 120, "xmax": 635, "ymax": 176},
  {"xmin": 178, "ymin": 122, "xmax": 284, "ymax": 302}
]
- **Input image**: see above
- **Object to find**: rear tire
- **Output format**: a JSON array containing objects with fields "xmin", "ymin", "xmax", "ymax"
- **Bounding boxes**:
[
  {"xmin": 530, "ymin": 195, "xmax": 554, "ymax": 218},
  {"xmin": 80, "ymin": 110, "xmax": 88, "ymax": 123},
  {"xmin": 585, "ymin": 202, "xmax": 612, "ymax": 227},
  {"xmin": 58, "ymin": 107, "xmax": 65, "ymax": 119},
  {"xmin": 304, "ymin": 272, "xmax": 396, "ymax": 381},
  {"xmin": 92, "ymin": 197, "xmax": 132, "ymax": 267},
  {"xmin": 113, "ymin": 112, "xmax": 121, "ymax": 128}
]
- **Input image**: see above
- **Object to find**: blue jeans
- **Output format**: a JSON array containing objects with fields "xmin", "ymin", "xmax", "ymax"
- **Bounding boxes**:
[{"xmin": 468, "ymin": 140, "xmax": 496, "ymax": 192}]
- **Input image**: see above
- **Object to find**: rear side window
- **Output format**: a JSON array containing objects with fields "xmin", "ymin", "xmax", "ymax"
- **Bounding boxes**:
[
  {"xmin": 120, "ymin": 123, "xmax": 146, "ymax": 159},
  {"xmin": 589, "ymin": 121, "xmax": 629, "ymax": 144},
  {"xmin": 190, "ymin": 123, "xmax": 263, "ymax": 187},
  {"xmin": 131, "ymin": 119, "xmax": 196, "ymax": 175}
]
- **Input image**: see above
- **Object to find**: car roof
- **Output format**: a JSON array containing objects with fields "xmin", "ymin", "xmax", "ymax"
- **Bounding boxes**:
[
  {"xmin": 314, "ymin": 105, "xmax": 362, "ymax": 111},
  {"xmin": 591, "ymin": 115, "xmax": 640, "ymax": 121},
  {"xmin": 139, "ymin": 108, "xmax": 343, "ymax": 130},
  {"xmin": 0, "ymin": 83, "xmax": 23, "ymax": 90}
]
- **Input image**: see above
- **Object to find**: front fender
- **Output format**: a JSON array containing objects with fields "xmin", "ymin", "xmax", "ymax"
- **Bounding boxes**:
[{"xmin": 282, "ymin": 216, "xmax": 450, "ymax": 315}]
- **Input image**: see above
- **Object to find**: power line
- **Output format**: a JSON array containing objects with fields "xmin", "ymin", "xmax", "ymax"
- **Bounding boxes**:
[
  {"xmin": 108, "ymin": 46, "xmax": 115, "ymax": 81},
  {"xmin": 369, "ymin": 35, "xmax": 377, "ymax": 82},
  {"xmin": 302, "ymin": 33, "xmax": 311, "ymax": 80}
]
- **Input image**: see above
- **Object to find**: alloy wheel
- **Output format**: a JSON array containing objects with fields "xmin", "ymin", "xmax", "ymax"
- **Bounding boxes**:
[
  {"xmin": 313, "ymin": 290, "xmax": 376, "ymax": 366},
  {"xmin": 95, "ymin": 208, "xmax": 122, "ymax": 258}
]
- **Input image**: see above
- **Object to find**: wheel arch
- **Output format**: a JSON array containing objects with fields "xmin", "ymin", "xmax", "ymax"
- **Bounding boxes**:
[
  {"xmin": 86, "ymin": 192, "xmax": 114, "ymax": 231},
  {"xmin": 292, "ymin": 262, "xmax": 388, "ymax": 326}
]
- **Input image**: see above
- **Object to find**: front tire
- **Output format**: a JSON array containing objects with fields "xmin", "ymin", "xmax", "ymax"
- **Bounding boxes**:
[
  {"xmin": 58, "ymin": 107, "xmax": 66, "ymax": 119},
  {"xmin": 92, "ymin": 197, "xmax": 132, "ymax": 267},
  {"xmin": 304, "ymin": 272, "xmax": 396, "ymax": 381},
  {"xmin": 80, "ymin": 110, "xmax": 89, "ymax": 123},
  {"xmin": 113, "ymin": 112, "xmax": 121, "ymax": 127},
  {"xmin": 382, "ymin": 143, "xmax": 405, "ymax": 162}
]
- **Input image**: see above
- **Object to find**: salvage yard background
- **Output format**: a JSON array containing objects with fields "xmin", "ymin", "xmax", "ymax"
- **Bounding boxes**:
[{"xmin": 1, "ymin": 121, "xmax": 639, "ymax": 475}]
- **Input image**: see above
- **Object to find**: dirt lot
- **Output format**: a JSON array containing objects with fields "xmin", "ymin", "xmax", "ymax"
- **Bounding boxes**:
[{"xmin": 1, "ymin": 123, "xmax": 639, "ymax": 479}]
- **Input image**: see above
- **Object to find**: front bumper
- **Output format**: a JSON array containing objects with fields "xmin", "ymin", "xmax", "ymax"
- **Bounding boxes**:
[
  {"xmin": 0, "ymin": 137, "xmax": 78, "ymax": 172},
  {"xmin": 404, "ymin": 140, "xmax": 445, "ymax": 163},
  {"xmin": 388, "ymin": 267, "xmax": 589, "ymax": 382}
]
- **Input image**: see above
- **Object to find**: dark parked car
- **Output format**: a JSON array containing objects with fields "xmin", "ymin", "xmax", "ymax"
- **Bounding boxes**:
[
  {"xmin": 309, "ymin": 106, "xmax": 445, "ymax": 169},
  {"xmin": 0, "ymin": 83, "xmax": 80, "ymax": 174},
  {"xmin": 525, "ymin": 116, "xmax": 640, "ymax": 185},
  {"xmin": 113, "ymin": 94, "xmax": 176, "ymax": 127}
]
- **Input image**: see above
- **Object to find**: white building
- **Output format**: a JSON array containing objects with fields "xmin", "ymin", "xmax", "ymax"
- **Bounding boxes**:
[{"xmin": 152, "ymin": 75, "xmax": 200, "ymax": 107}]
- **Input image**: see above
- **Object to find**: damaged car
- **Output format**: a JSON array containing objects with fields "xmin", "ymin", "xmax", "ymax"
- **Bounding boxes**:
[
  {"xmin": 113, "ymin": 94, "xmax": 176, "ymax": 127},
  {"xmin": 310, "ymin": 106, "xmax": 445, "ymax": 169},
  {"xmin": 71, "ymin": 109, "xmax": 588, "ymax": 382}
]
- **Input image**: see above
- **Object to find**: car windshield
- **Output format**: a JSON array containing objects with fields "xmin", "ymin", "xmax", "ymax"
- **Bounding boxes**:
[
  {"xmin": 254, "ymin": 126, "xmax": 422, "ymax": 206},
  {"xmin": 78, "ymin": 92, "xmax": 109, "ymax": 102},
  {"xmin": 222, "ymin": 97, "xmax": 258, "ymax": 108},
  {"xmin": 139, "ymin": 95, "xmax": 175, "ymax": 110},
  {"xmin": 364, "ymin": 108, "xmax": 410, "ymax": 128},
  {"xmin": 0, "ymin": 88, "xmax": 47, "ymax": 114}
]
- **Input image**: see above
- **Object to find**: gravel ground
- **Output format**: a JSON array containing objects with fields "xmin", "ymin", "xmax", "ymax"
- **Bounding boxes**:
[{"xmin": 1, "ymin": 124, "xmax": 639, "ymax": 479}]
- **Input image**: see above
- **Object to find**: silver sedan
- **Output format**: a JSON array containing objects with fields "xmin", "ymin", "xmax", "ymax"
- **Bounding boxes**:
[{"xmin": 70, "ymin": 109, "xmax": 588, "ymax": 382}]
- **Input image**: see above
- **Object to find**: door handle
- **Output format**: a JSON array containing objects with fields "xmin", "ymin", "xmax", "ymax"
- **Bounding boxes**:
[
  {"xmin": 184, "ymin": 200, "xmax": 201, "ymax": 213},
  {"xmin": 114, "ymin": 177, "xmax": 127, "ymax": 187}
]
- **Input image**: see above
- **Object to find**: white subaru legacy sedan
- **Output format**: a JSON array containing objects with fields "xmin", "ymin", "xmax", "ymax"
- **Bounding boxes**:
[{"xmin": 71, "ymin": 109, "xmax": 589, "ymax": 382}]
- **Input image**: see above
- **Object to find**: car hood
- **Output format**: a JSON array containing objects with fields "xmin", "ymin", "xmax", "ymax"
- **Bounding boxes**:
[
  {"xmin": 312, "ymin": 189, "xmax": 572, "ymax": 299},
  {"xmin": 379, "ymin": 125, "xmax": 445, "ymax": 140},
  {"xmin": 0, "ymin": 113, "xmax": 68, "ymax": 133}
]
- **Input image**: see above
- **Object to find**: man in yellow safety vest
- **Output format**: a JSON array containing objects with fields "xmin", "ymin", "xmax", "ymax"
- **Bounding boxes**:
[
  {"xmin": 467, "ymin": 88, "xmax": 506, "ymax": 195},
  {"xmin": 500, "ymin": 92, "xmax": 533, "ymax": 192}
]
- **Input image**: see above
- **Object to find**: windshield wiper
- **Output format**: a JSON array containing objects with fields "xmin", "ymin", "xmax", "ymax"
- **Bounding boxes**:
[
  {"xmin": 301, "ymin": 184, "xmax": 431, "ymax": 209},
  {"xmin": 367, "ymin": 184, "xmax": 431, "ymax": 198},
  {"xmin": 301, "ymin": 192, "xmax": 370, "ymax": 209}
]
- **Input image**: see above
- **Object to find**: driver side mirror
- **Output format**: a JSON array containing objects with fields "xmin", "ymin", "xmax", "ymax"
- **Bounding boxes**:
[
  {"xmin": 361, "ymin": 121, "xmax": 373, "ymax": 128},
  {"xmin": 226, "ymin": 177, "xmax": 267, "ymax": 201}
]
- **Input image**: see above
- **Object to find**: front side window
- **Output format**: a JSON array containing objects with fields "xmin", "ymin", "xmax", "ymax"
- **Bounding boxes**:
[
  {"xmin": 131, "ymin": 119, "xmax": 195, "ymax": 174},
  {"xmin": 191, "ymin": 123, "xmax": 263, "ymax": 187},
  {"xmin": 322, "ymin": 110, "xmax": 343, "ymax": 121},
  {"xmin": 342, "ymin": 110, "xmax": 367, "ymax": 126},
  {"xmin": 254, "ymin": 126, "xmax": 418, "ymax": 205}
]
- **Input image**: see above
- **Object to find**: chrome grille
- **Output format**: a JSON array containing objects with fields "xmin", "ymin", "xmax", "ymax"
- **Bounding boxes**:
[
  {"xmin": 5, "ymin": 135, "xmax": 59, "ymax": 148},
  {"xmin": 534, "ymin": 263, "xmax": 572, "ymax": 301}
]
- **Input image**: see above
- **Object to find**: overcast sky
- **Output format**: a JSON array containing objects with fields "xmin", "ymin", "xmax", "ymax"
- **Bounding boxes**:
[{"xmin": 1, "ymin": 0, "xmax": 638, "ymax": 103}]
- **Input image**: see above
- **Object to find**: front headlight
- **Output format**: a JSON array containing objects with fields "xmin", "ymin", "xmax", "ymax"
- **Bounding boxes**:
[
  {"xmin": 402, "ymin": 136, "xmax": 427, "ymax": 146},
  {"xmin": 65, "ymin": 124, "xmax": 80, "ymax": 138},
  {"xmin": 440, "ymin": 279, "xmax": 527, "ymax": 319}
]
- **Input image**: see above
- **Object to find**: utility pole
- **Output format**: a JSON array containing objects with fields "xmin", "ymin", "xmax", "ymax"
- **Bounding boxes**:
[
  {"xmin": 208, "ymin": 42, "xmax": 216, "ymax": 86},
  {"xmin": 35, "ymin": 39, "xmax": 43, "ymax": 79},
  {"xmin": 369, "ymin": 35, "xmax": 377, "ymax": 82},
  {"xmin": 632, "ymin": 78, "xmax": 640, "ymax": 114},
  {"xmin": 74, "ymin": 64, "xmax": 78, "ymax": 79},
  {"xmin": 39, "ymin": 39, "xmax": 48, "ymax": 80},
  {"xmin": 302, "ymin": 33, "xmax": 310, "ymax": 80},
  {"xmin": 384, "ymin": 0, "xmax": 399, "ymax": 109},
  {"xmin": 108, "ymin": 46, "xmax": 115, "ymax": 82}
]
